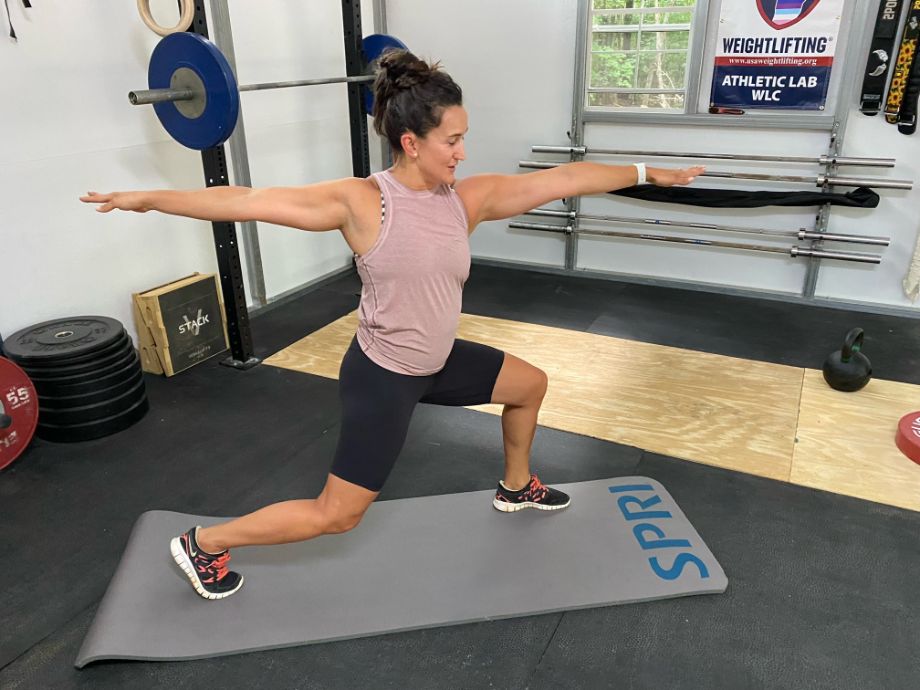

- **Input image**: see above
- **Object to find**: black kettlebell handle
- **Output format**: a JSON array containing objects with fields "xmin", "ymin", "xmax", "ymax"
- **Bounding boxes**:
[{"xmin": 841, "ymin": 328, "xmax": 864, "ymax": 362}]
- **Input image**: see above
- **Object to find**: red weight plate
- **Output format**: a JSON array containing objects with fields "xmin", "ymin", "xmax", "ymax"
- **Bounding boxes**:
[
  {"xmin": 895, "ymin": 411, "xmax": 920, "ymax": 466},
  {"xmin": 0, "ymin": 357, "xmax": 39, "ymax": 470}
]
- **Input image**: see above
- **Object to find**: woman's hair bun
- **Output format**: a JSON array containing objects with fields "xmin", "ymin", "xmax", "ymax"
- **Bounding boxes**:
[{"xmin": 376, "ymin": 49, "xmax": 433, "ymax": 90}]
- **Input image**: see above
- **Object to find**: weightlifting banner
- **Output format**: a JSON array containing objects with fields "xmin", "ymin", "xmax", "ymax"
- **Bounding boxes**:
[{"xmin": 710, "ymin": 0, "xmax": 845, "ymax": 110}]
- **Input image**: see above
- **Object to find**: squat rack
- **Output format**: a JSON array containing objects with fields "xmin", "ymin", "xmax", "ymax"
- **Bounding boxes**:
[{"xmin": 182, "ymin": 1, "xmax": 373, "ymax": 369}]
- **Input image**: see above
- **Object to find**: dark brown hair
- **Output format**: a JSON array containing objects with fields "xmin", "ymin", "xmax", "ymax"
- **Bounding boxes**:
[{"xmin": 372, "ymin": 49, "xmax": 463, "ymax": 158}]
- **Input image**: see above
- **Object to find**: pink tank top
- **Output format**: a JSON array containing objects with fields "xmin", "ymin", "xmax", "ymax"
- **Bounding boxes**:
[{"xmin": 355, "ymin": 169, "xmax": 471, "ymax": 375}]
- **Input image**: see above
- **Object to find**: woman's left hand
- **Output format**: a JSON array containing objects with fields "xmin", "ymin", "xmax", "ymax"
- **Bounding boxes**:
[{"xmin": 649, "ymin": 165, "xmax": 706, "ymax": 187}]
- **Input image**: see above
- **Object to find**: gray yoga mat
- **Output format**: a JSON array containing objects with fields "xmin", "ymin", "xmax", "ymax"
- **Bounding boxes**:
[{"xmin": 76, "ymin": 477, "xmax": 727, "ymax": 667}]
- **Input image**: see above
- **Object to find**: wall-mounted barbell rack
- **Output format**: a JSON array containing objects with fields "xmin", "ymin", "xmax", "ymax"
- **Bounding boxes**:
[
  {"xmin": 516, "ymin": 142, "xmax": 913, "ymax": 275},
  {"xmin": 531, "ymin": 0, "xmax": 916, "ymax": 304}
]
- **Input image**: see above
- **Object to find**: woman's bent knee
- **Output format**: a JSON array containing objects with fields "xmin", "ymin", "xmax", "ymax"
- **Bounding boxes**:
[
  {"xmin": 316, "ymin": 473, "xmax": 378, "ymax": 534},
  {"xmin": 523, "ymin": 367, "xmax": 548, "ymax": 405},
  {"xmin": 321, "ymin": 509, "xmax": 365, "ymax": 534},
  {"xmin": 535, "ymin": 368, "xmax": 549, "ymax": 399}
]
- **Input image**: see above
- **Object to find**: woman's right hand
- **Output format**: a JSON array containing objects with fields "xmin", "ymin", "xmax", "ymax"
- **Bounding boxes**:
[{"xmin": 80, "ymin": 191, "xmax": 151, "ymax": 213}]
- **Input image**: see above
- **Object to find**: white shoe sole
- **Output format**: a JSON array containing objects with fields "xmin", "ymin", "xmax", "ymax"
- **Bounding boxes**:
[
  {"xmin": 169, "ymin": 537, "xmax": 244, "ymax": 601},
  {"xmin": 492, "ymin": 498, "xmax": 570, "ymax": 512}
]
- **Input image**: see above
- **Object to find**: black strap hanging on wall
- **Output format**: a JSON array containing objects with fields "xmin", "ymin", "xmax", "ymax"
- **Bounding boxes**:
[
  {"xmin": 610, "ymin": 185, "xmax": 880, "ymax": 209},
  {"xmin": 897, "ymin": 40, "xmax": 920, "ymax": 133},
  {"xmin": 860, "ymin": 0, "xmax": 906, "ymax": 114},
  {"xmin": 885, "ymin": 1, "xmax": 920, "ymax": 124},
  {"xmin": 4, "ymin": 0, "xmax": 31, "ymax": 40}
]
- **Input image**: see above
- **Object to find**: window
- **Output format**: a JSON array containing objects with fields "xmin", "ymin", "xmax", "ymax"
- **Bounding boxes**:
[{"xmin": 589, "ymin": 0, "xmax": 697, "ymax": 111}]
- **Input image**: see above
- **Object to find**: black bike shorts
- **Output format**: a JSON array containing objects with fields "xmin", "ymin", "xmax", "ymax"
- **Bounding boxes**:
[{"xmin": 330, "ymin": 336, "xmax": 506, "ymax": 492}]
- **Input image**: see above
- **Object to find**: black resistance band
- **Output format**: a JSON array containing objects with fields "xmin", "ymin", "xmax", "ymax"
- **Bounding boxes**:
[{"xmin": 610, "ymin": 186, "xmax": 880, "ymax": 209}]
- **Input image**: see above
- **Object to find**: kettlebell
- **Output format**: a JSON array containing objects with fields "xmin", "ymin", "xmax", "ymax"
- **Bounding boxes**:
[{"xmin": 823, "ymin": 328, "xmax": 872, "ymax": 392}]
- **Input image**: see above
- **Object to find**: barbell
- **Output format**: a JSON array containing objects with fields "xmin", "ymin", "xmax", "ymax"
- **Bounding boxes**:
[
  {"xmin": 525, "ymin": 208, "xmax": 891, "ymax": 246},
  {"xmin": 518, "ymin": 160, "xmax": 914, "ymax": 191},
  {"xmin": 509, "ymin": 221, "xmax": 883, "ymax": 264},
  {"xmin": 129, "ymin": 32, "xmax": 408, "ymax": 150},
  {"xmin": 530, "ymin": 146, "xmax": 897, "ymax": 169}
]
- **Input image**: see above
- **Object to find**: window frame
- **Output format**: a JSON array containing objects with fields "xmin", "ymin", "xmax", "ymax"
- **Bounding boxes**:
[
  {"xmin": 579, "ymin": 0, "xmax": 866, "ymax": 130},
  {"xmin": 588, "ymin": 3, "xmax": 698, "ymax": 111}
]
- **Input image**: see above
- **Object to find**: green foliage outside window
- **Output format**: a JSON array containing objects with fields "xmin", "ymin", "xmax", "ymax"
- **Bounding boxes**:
[{"xmin": 590, "ymin": 0, "xmax": 696, "ymax": 110}]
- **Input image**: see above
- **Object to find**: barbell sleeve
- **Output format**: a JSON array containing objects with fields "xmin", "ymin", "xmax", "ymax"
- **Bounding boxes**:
[
  {"xmin": 129, "ymin": 88, "xmax": 196, "ymax": 105},
  {"xmin": 821, "ymin": 156, "xmax": 897, "ymax": 168},
  {"xmin": 791, "ymin": 247, "xmax": 882, "ymax": 264},
  {"xmin": 798, "ymin": 231, "xmax": 889, "ymax": 246},
  {"xmin": 819, "ymin": 174, "xmax": 913, "ymax": 190},
  {"xmin": 530, "ymin": 146, "xmax": 897, "ymax": 168}
]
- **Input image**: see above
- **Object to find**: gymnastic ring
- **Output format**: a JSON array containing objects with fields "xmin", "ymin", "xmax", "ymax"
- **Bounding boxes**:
[{"xmin": 137, "ymin": 0, "xmax": 195, "ymax": 37}]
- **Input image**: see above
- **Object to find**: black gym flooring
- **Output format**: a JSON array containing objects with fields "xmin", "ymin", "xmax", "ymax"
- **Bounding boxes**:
[{"xmin": 2, "ymin": 263, "xmax": 919, "ymax": 689}]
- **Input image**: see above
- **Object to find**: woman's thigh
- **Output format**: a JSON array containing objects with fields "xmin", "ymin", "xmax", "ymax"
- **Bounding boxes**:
[
  {"xmin": 420, "ymin": 339, "xmax": 506, "ymax": 407},
  {"xmin": 330, "ymin": 338, "xmax": 430, "ymax": 492}
]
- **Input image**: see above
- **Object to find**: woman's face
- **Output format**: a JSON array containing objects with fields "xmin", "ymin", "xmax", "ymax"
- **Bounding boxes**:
[{"xmin": 406, "ymin": 105, "xmax": 468, "ymax": 186}]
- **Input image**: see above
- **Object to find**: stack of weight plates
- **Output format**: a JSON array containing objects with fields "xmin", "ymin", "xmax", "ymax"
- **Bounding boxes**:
[{"xmin": 2, "ymin": 316, "xmax": 149, "ymax": 442}]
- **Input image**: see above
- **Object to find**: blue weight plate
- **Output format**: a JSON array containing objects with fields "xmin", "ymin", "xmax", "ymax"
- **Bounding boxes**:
[
  {"xmin": 149, "ymin": 33, "xmax": 240, "ymax": 150},
  {"xmin": 361, "ymin": 34, "xmax": 408, "ymax": 115}
]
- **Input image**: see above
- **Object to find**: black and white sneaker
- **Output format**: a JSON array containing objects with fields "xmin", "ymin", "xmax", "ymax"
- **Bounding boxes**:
[
  {"xmin": 170, "ymin": 526, "xmax": 244, "ymax": 600},
  {"xmin": 493, "ymin": 474, "xmax": 571, "ymax": 512}
]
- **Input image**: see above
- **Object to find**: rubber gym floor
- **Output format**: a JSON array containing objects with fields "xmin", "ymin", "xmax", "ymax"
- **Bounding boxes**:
[{"xmin": 2, "ymin": 263, "xmax": 919, "ymax": 690}]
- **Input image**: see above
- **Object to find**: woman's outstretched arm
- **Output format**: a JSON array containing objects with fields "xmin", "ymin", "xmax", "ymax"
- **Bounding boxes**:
[
  {"xmin": 80, "ymin": 177, "xmax": 367, "ymax": 233},
  {"xmin": 456, "ymin": 162, "xmax": 705, "ymax": 228}
]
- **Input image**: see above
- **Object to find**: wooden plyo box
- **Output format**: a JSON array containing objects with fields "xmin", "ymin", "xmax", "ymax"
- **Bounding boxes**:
[{"xmin": 133, "ymin": 273, "xmax": 229, "ymax": 377}]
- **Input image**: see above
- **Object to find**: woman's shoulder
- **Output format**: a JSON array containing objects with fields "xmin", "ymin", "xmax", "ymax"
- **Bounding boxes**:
[{"xmin": 338, "ymin": 176, "xmax": 382, "ymax": 210}]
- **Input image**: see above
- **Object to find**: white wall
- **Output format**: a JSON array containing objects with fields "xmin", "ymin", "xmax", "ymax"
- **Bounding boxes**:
[
  {"xmin": 0, "ymin": 0, "xmax": 368, "ymax": 345},
  {"xmin": 386, "ymin": 0, "xmax": 920, "ymax": 310}
]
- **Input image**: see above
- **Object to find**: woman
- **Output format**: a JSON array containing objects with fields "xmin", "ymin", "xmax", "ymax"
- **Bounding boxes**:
[{"xmin": 82, "ymin": 50, "xmax": 703, "ymax": 600}]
